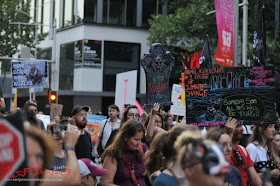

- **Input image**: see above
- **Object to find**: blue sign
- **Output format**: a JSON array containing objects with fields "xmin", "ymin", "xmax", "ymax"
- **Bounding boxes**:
[{"xmin": 87, "ymin": 114, "xmax": 107, "ymax": 125}]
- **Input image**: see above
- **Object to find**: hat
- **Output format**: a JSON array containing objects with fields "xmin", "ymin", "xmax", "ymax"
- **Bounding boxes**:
[
  {"xmin": 78, "ymin": 158, "xmax": 107, "ymax": 177},
  {"xmin": 71, "ymin": 105, "xmax": 89, "ymax": 116}
]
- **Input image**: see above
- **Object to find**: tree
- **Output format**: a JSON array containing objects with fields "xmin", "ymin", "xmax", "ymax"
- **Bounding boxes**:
[
  {"xmin": 0, "ymin": 0, "xmax": 46, "ymax": 97},
  {"xmin": 148, "ymin": 0, "xmax": 280, "ymax": 76},
  {"xmin": 148, "ymin": 0, "xmax": 217, "ymax": 85}
]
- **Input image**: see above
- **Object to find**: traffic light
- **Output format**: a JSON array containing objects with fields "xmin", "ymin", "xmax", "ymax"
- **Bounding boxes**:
[{"xmin": 49, "ymin": 90, "xmax": 58, "ymax": 104}]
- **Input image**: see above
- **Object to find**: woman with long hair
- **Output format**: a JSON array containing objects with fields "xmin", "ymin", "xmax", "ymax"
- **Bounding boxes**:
[
  {"xmin": 246, "ymin": 121, "xmax": 280, "ymax": 181},
  {"xmin": 174, "ymin": 131, "xmax": 230, "ymax": 186},
  {"xmin": 145, "ymin": 124, "xmax": 199, "ymax": 185},
  {"xmin": 206, "ymin": 127, "xmax": 242, "ymax": 186},
  {"xmin": 163, "ymin": 114, "xmax": 174, "ymax": 131},
  {"xmin": 272, "ymin": 132, "xmax": 280, "ymax": 185},
  {"xmin": 102, "ymin": 119, "xmax": 149, "ymax": 186}
]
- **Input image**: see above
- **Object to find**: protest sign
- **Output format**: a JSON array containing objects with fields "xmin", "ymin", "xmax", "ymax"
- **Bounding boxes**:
[
  {"xmin": 12, "ymin": 61, "xmax": 48, "ymax": 88},
  {"xmin": 115, "ymin": 70, "xmax": 137, "ymax": 116},
  {"xmin": 170, "ymin": 84, "xmax": 185, "ymax": 116},
  {"xmin": 185, "ymin": 66, "xmax": 276, "ymax": 126},
  {"xmin": 36, "ymin": 114, "xmax": 50, "ymax": 130},
  {"xmin": 141, "ymin": 43, "xmax": 175, "ymax": 107},
  {"xmin": 86, "ymin": 114, "xmax": 107, "ymax": 142},
  {"xmin": 50, "ymin": 104, "xmax": 63, "ymax": 116}
]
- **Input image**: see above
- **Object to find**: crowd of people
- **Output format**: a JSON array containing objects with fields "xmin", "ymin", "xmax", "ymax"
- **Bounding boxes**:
[{"xmin": 2, "ymin": 99, "xmax": 280, "ymax": 186}]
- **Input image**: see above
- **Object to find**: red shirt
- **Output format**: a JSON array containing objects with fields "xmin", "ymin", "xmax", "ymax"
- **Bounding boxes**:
[{"xmin": 231, "ymin": 145, "xmax": 254, "ymax": 186}]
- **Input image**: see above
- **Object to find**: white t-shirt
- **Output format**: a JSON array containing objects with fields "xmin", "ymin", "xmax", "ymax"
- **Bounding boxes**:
[
  {"xmin": 98, "ymin": 118, "xmax": 121, "ymax": 149},
  {"xmin": 246, "ymin": 141, "xmax": 269, "ymax": 163}
]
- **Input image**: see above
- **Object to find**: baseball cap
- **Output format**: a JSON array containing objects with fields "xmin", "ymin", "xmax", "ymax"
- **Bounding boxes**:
[
  {"xmin": 78, "ymin": 158, "xmax": 107, "ymax": 177},
  {"xmin": 71, "ymin": 105, "xmax": 89, "ymax": 116}
]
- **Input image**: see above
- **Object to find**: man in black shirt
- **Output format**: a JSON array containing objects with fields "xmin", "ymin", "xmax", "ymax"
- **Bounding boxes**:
[{"xmin": 71, "ymin": 105, "xmax": 93, "ymax": 160}]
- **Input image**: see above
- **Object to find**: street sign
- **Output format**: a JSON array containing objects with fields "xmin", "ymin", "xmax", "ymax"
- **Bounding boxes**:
[{"xmin": 0, "ymin": 119, "xmax": 25, "ymax": 186}]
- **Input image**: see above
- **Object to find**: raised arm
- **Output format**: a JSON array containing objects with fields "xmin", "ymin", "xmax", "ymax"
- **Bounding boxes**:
[
  {"xmin": 41, "ymin": 125, "xmax": 81, "ymax": 186},
  {"xmin": 145, "ymin": 103, "xmax": 160, "ymax": 142}
]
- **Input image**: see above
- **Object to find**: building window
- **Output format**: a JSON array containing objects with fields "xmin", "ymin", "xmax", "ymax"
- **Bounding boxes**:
[
  {"xmin": 43, "ymin": 0, "xmax": 51, "ymax": 33},
  {"xmin": 103, "ymin": 41, "xmax": 140, "ymax": 92},
  {"xmin": 84, "ymin": 0, "xmax": 97, "ymax": 23},
  {"xmin": 103, "ymin": 0, "xmax": 136, "ymax": 26},
  {"xmin": 54, "ymin": 0, "xmax": 61, "ymax": 28},
  {"xmin": 142, "ymin": 0, "xmax": 162, "ymax": 28},
  {"xmin": 37, "ymin": 48, "xmax": 52, "ymax": 60},
  {"xmin": 60, "ymin": 42, "xmax": 74, "ymax": 90},
  {"xmin": 63, "ymin": 0, "xmax": 73, "ymax": 27}
]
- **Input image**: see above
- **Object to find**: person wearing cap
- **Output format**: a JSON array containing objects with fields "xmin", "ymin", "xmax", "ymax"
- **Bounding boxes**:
[
  {"xmin": 78, "ymin": 158, "xmax": 107, "ymax": 186},
  {"xmin": 71, "ymin": 105, "xmax": 93, "ymax": 160}
]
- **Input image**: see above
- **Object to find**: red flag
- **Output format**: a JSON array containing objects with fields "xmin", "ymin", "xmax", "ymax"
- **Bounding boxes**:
[{"xmin": 135, "ymin": 100, "xmax": 145, "ymax": 117}]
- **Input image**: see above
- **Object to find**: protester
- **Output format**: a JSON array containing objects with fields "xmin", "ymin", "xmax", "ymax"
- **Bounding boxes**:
[
  {"xmin": 94, "ymin": 104, "xmax": 120, "ymax": 159},
  {"xmin": 53, "ymin": 115, "xmax": 60, "ymax": 124},
  {"xmin": 246, "ymin": 121, "xmax": 280, "ymax": 181},
  {"xmin": 120, "ymin": 105, "xmax": 140, "ymax": 127},
  {"xmin": 272, "ymin": 132, "xmax": 280, "ymax": 185},
  {"xmin": 174, "ymin": 131, "xmax": 230, "ymax": 186},
  {"xmin": 71, "ymin": 105, "xmax": 93, "ymax": 160},
  {"xmin": 25, "ymin": 125, "xmax": 81, "ymax": 186},
  {"xmin": 102, "ymin": 119, "xmax": 149, "ymax": 186},
  {"xmin": 47, "ymin": 122, "xmax": 79, "ymax": 172},
  {"xmin": 163, "ymin": 114, "xmax": 173, "ymax": 131},
  {"xmin": 78, "ymin": 158, "xmax": 107, "ymax": 186},
  {"xmin": 231, "ymin": 124, "xmax": 262, "ymax": 186},
  {"xmin": 206, "ymin": 127, "xmax": 242, "ymax": 186},
  {"xmin": 145, "ymin": 124, "xmax": 199, "ymax": 185},
  {"xmin": 145, "ymin": 103, "xmax": 165, "ymax": 146},
  {"xmin": 24, "ymin": 99, "xmax": 45, "ymax": 130},
  {"xmin": 86, "ymin": 106, "xmax": 93, "ymax": 115}
]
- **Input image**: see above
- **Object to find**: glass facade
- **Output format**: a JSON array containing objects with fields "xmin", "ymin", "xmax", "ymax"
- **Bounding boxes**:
[
  {"xmin": 103, "ymin": 41, "xmax": 140, "ymax": 92},
  {"xmin": 32, "ymin": 0, "xmax": 161, "ymax": 29},
  {"xmin": 103, "ymin": 0, "xmax": 137, "ymax": 26},
  {"xmin": 142, "ymin": 0, "xmax": 161, "ymax": 27},
  {"xmin": 64, "ymin": 0, "xmax": 73, "ymax": 27},
  {"xmin": 43, "ymin": 0, "xmax": 51, "ymax": 33},
  {"xmin": 59, "ymin": 42, "xmax": 74, "ymax": 90},
  {"xmin": 84, "ymin": 0, "xmax": 96, "ymax": 23}
]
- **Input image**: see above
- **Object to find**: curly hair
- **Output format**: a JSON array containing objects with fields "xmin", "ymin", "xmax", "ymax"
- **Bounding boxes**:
[{"xmin": 145, "ymin": 124, "xmax": 199, "ymax": 174}]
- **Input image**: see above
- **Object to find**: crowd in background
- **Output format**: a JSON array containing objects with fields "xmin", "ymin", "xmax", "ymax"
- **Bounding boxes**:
[{"xmin": 2, "ymin": 98, "xmax": 280, "ymax": 186}]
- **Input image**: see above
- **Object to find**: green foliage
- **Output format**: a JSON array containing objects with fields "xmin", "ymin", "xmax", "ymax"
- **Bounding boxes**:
[
  {"xmin": 0, "ymin": 0, "xmax": 46, "ymax": 58},
  {"xmin": 148, "ymin": 0, "xmax": 280, "ymax": 72}
]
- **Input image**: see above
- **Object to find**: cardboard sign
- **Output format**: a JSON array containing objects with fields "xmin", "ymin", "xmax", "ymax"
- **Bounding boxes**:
[
  {"xmin": 170, "ymin": 84, "xmax": 185, "ymax": 116},
  {"xmin": 12, "ymin": 61, "xmax": 48, "ymax": 88},
  {"xmin": 86, "ymin": 114, "xmax": 107, "ymax": 142},
  {"xmin": 185, "ymin": 66, "xmax": 277, "ymax": 126},
  {"xmin": 50, "ymin": 104, "xmax": 63, "ymax": 116},
  {"xmin": 141, "ymin": 43, "xmax": 175, "ymax": 107}
]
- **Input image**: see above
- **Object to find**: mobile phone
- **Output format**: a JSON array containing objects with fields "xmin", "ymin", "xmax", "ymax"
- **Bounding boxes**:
[{"xmin": 50, "ymin": 124, "xmax": 67, "ymax": 137}]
